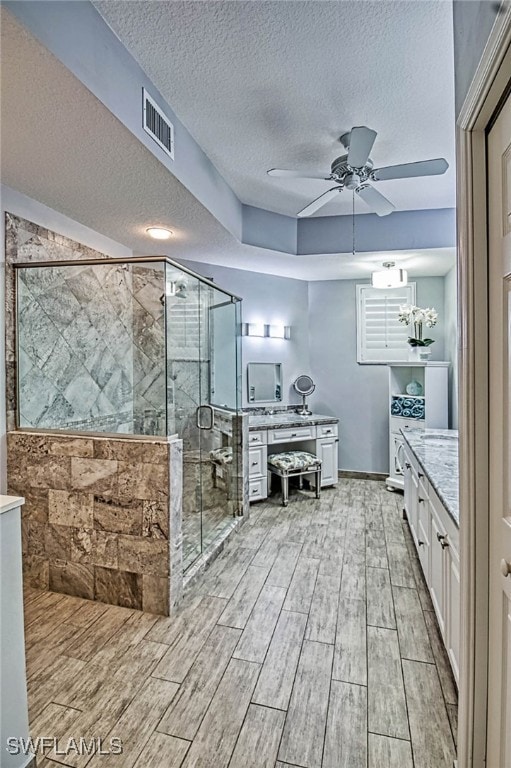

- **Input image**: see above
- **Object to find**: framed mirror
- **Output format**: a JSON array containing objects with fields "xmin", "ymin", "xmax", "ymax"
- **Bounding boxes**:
[{"xmin": 247, "ymin": 363, "xmax": 282, "ymax": 402}]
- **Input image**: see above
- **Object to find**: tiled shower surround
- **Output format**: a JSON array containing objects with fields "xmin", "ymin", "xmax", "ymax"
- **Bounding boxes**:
[
  {"xmin": 16, "ymin": 260, "xmax": 167, "ymax": 434},
  {"xmin": 5, "ymin": 214, "xmax": 246, "ymax": 609},
  {"xmin": 7, "ymin": 431, "xmax": 183, "ymax": 615},
  {"xmin": 6, "ymin": 213, "xmax": 211, "ymax": 438},
  {"xmin": 5, "ymin": 214, "xmax": 108, "ymax": 432}
]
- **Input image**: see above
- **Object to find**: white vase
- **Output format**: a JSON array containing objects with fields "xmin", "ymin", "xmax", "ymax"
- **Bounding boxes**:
[{"xmin": 408, "ymin": 345, "xmax": 431, "ymax": 362}]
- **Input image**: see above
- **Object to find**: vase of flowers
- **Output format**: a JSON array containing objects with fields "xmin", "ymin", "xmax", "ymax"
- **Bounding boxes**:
[{"xmin": 398, "ymin": 304, "xmax": 438, "ymax": 361}]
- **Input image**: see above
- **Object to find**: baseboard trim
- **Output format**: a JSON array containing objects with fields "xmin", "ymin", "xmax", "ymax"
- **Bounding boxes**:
[{"xmin": 338, "ymin": 470, "xmax": 387, "ymax": 481}]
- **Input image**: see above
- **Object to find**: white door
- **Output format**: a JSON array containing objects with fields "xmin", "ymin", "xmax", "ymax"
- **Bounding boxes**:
[{"xmin": 487, "ymin": 89, "xmax": 511, "ymax": 768}]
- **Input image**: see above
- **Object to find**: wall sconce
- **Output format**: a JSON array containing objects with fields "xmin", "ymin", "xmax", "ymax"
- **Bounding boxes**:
[
  {"xmin": 242, "ymin": 323, "xmax": 291, "ymax": 339},
  {"xmin": 267, "ymin": 325, "xmax": 291, "ymax": 339},
  {"xmin": 371, "ymin": 261, "xmax": 408, "ymax": 289}
]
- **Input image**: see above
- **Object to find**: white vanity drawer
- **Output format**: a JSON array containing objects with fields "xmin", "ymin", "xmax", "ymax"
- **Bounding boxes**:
[
  {"xmin": 267, "ymin": 425, "xmax": 315, "ymax": 444},
  {"xmin": 317, "ymin": 423, "xmax": 338, "ymax": 438},
  {"xmin": 390, "ymin": 416, "xmax": 425, "ymax": 434},
  {"xmin": 249, "ymin": 446, "xmax": 266, "ymax": 477},
  {"xmin": 248, "ymin": 430, "xmax": 266, "ymax": 446},
  {"xmin": 249, "ymin": 477, "xmax": 267, "ymax": 501}
]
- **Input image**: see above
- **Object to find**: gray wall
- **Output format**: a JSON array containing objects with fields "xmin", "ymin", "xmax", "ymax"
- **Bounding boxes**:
[
  {"xmin": 308, "ymin": 277, "xmax": 447, "ymax": 473},
  {"xmin": 182, "ymin": 259, "xmax": 450, "ymax": 473},
  {"xmin": 453, "ymin": 0, "xmax": 501, "ymax": 116},
  {"xmin": 180, "ymin": 259, "xmax": 310, "ymax": 409}
]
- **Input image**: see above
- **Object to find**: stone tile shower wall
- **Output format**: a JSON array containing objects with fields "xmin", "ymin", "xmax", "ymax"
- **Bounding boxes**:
[
  {"xmin": 17, "ymin": 263, "xmax": 136, "ymax": 432},
  {"xmin": 132, "ymin": 265, "xmax": 166, "ymax": 435},
  {"xmin": 5, "ymin": 213, "xmax": 110, "ymax": 432},
  {"xmin": 7, "ymin": 431, "xmax": 183, "ymax": 615}
]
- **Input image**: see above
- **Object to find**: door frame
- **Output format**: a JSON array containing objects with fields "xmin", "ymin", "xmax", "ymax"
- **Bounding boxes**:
[{"xmin": 456, "ymin": 9, "xmax": 511, "ymax": 767}]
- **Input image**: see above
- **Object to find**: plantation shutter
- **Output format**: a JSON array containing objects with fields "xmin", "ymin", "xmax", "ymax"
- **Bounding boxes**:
[{"xmin": 356, "ymin": 283, "xmax": 416, "ymax": 363}]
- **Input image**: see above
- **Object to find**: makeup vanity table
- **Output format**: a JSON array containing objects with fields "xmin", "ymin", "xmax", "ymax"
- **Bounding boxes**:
[{"xmin": 247, "ymin": 412, "xmax": 339, "ymax": 502}]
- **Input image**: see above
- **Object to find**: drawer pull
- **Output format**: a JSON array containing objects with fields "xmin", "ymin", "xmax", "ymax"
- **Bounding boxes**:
[
  {"xmin": 251, "ymin": 461, "xmax": 258, "ymax": 466},
  {"xmin": 436, "ymin": 532, "xmax": 447, "ymax": 543},
  {"xmin": 418, "ymin": 540, "xmax": 425, "ymax": 547},
  {"xmin": 418, "ymin": 471, "xmax": 424, "ymax": 479},
  {"xmin": 325, "ymin": 429, "xmax": 331, "ymax": 434},
  {"xmin": 501, "ymin": 559, "xmax": 511, "ymax": 578},
  {"xmin": 291, "ymin": 433, "xmax": 297, "ymax": 437},
  {"xmin": 405, "ymin": 462, "xmax": 411, "ymax": 469},
  {"xmin": 251, "ymin": 488, "xmax": 258, "ymax": 494},
  {"xmin": 418, "ymin": 497, "xmax": 425, "ymax": 504},
  {"xmin": 440, "ymin": 539, "xmax": 449, "ymax": 549}
]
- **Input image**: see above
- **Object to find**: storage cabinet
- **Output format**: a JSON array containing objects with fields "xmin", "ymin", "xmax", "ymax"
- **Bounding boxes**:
[
  {"xmin": 386, "ymin": 362, "xmax": 449, "ymax": 491},
  {"xmin": 317, "ymin": 437, "xmax": 338, "ymax": 486},
  {"xmin": 402, "ymin": 440, "xmax": 460, "ymax": 684},
  {"xmin": 429, "ymin": 500, "xmax": 447, "ymax": 638},
  {"xmin": 248, "ymin": 443, "xmax": 268, "ymax": 501},
  {"xmin": 403, "ymin": 448, "xmax": 419, "ymax": 545}
]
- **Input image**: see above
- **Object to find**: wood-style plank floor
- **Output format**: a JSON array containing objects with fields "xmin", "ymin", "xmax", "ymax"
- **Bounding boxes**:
[{"xmin": 24, "ymin": 479, "xmax": 457, "ymax": 768}]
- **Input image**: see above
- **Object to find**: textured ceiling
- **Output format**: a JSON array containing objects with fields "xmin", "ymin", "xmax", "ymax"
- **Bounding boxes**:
[
  {"xmin": 0, "ymin": 9, "xmax": 454, "ymax": 280},
  {"xmin": 94, "ymin": 0, "xmax": 456, "ymax": 218}
]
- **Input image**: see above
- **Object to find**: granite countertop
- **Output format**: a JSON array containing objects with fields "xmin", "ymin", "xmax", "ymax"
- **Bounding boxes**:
[
  {"xmin": 401, "ymin": 428, "xmax": 459, "ymax": 526},
  {"xmin": 248, "ymin": 412, "xmax": 339, "ymax": 430}
]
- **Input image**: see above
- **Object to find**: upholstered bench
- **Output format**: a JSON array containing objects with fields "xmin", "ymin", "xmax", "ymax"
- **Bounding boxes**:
[{"xmin": 267, "ymin": 450, "xmax": 321, "ymax": 507}]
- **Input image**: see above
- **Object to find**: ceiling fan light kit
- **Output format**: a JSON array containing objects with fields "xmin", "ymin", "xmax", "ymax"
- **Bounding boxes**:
[
  {"xmin": 268, "ymin": 125, "xmax": 449, "ymax": 219},
  {"xmin": 372, "ymin": 261, "xmax": 408, "ymax": 289}
]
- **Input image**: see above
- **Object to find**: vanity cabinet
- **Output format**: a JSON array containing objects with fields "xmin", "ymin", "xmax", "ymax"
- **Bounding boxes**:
[
  {"xmin": 1, "ymin": 495, "xmax": 34, "ymax": 768},
  {"xmin": 248, "ymin": 417, "xmax": 339, "ymax": 502},
  {"xmin": 402, "ymin": 440, "xmax": 460, "ymax": 683},
  {"xmin": 316, "ymin": 436, "xmax": 338, "ymax": 486},
  {"xmin": 387, "ymin": 362, "xmax": 449, "ymax": 491},
  {"xmin": 248, "ymin": 430, "xmax": 268, "ymax": 502}
]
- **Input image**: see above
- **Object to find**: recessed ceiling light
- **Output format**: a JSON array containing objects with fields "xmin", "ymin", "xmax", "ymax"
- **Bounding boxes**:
[{"xmin": 146, "ymin": 227, "xmax": 174, "ymax": 240}]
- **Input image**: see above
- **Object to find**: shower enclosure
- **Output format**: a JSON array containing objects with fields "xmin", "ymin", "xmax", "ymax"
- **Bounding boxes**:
[{"xmin": 14, "ymin": 256, "xmax": 242, "ymax": 571}]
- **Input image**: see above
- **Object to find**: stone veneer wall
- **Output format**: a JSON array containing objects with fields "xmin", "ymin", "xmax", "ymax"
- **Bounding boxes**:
[
  {"xmin": 7, "ymin": 431, "xmax": 183, "ymax": 615},
  {"xmin": 5, "ymin": 213, "xmax": 111, "ymax": 433}
]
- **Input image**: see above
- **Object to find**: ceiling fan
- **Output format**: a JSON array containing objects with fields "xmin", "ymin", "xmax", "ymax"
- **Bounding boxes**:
[{"xmin": 267, "ymin": 126, "xmax": 449, "ymax": 218}]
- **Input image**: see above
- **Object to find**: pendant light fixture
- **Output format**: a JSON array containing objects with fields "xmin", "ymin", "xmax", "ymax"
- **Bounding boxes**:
[{"xmin": 371, "ymin": 261, "xmax": 408, "ymax": 289}]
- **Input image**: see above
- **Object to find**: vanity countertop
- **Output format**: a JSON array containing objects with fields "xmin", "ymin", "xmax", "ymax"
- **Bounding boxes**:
[
  {"xmin": 0, "ymin": 494, "xmax": 25, "ymax": 515},
  {"xmin": 401, "ymin": 428, "xmax": 459, "ymax": 526},
  {"xmin": 248, "ymin": 412, "xmax": 339, "ymax": 430}
]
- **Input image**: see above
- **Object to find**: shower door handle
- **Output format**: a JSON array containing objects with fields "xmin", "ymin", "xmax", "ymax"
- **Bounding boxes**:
[{"xmin": 196, "ymin": 405, "xmax": 214, "ymax": 430}]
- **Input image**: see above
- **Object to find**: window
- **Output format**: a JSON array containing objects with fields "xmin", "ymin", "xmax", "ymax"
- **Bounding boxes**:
[{"xmin": 356, "ymin": 283, "xmax": 416, "ymax": 363}]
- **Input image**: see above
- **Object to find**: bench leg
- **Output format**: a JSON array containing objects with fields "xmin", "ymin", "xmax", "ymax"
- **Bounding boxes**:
[
  {"xmin": 281, "ymin": 474, "xmax": 289, "ymax": 506},
  {"xmin": 315, "ymin": 469, "xmax": 321, "ymax": 499}
]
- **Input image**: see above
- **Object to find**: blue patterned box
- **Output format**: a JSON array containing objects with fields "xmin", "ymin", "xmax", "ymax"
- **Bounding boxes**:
[{"xmin": 391, "ymin": 395, "xmax": 425, "ymax": 420}]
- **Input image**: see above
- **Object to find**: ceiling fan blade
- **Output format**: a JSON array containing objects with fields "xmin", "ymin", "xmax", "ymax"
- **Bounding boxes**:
[
  {"xmin": 296, "ymin": 187, "xmax": 341, "ymax": 218},
  {"xmin": 356, "ymin": 184, "xmax": 395, "ymax": 217},
  {"xmin": 267, "ymin": 168, "xmax": 330, "ymax": 180},
  {"xmin": 347, "ymin": 126, "xmax": 377, "ymax": 168},
  {"xmin": 372, "ymin": 157, "xmax": 449, "ymax": 181}
]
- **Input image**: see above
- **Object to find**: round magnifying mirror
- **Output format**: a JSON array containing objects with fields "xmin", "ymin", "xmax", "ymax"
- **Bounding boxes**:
[{"xmin": 293, "ymin": 374, "xmax": 315, "ymax": 415}]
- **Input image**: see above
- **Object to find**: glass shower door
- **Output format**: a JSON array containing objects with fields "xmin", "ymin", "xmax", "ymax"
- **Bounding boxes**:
[
  {"xmin": 165, "ymin": 266, "xmax": 204, "ymax": 569},
  {"xmin": 200, "ymin": 288, "xmax": 241, "ymax": 553},
  {"xmin": 165, "ymin": 266, "xmax": 241, "ymax": 570}
]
